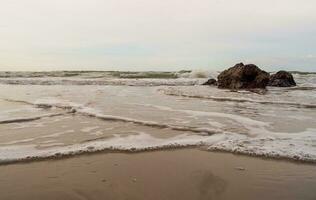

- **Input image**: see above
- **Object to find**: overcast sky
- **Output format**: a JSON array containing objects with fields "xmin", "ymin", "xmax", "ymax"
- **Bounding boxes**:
[{"xmin": 0, "ymin": 0, "xmax": 316, "ymax": 71}]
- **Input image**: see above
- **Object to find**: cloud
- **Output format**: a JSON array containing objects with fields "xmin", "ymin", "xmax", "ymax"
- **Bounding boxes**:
[{"xmin": 0, "ymin": 0, "xmax": 316, "ymax": 71}]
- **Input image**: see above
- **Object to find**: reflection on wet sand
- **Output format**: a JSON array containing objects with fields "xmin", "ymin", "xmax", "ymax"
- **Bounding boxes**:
[{"xmin": 192, "ymin": 170, "xmax": 227, "ymax": 200}]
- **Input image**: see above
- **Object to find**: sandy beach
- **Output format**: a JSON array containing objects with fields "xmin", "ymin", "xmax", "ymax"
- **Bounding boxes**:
[
  {"xmin": 2, "ymin": 0, "xmax": 316, "ymax": 199},
  {"xmin": 1, "ymin": 149, "xmax": 315, "ymax": 200}
]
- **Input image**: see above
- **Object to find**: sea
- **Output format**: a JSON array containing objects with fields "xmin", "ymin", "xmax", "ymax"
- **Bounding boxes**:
[{"xmin": 0, "ymin": 70, "xmax": 315, "ymax": 164}]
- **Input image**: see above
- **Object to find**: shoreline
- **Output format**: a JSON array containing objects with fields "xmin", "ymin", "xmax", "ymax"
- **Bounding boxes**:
[
  {"xmin": 1, "ymin": 149, "xmax": 315, "ymax": 200},
  {"xmin": 1, "ymin": 147, "xmax": 316, "ymax": 166}
]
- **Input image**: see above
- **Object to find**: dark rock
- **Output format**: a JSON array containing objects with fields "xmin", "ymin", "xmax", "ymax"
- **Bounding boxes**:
[
  {"xmin": 217, "ymin": 63, "xmax": 270, "ymax": 89},
  {"xmin": 268, "ymin": 71, "xmax": 296, "ymax": 87},
  {"xmin": 202, "ymin": 78, "xmax": 217, "ymax": 86}
]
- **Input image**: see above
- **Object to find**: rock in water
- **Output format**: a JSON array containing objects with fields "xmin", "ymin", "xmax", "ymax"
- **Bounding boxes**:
[
  {"xmin": 217, "ymin": 63, "xmax": 270, "ymax": 89},
  {"xmin": 268, "ymin": 71, "xmax": 296, "ymax": 87},
  {"xmin": 202, "ymin": 78, "xmax": 217, "ymax": 86}
]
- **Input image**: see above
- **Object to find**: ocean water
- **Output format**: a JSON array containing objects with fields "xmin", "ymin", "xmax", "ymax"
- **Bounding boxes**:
[{"xmin": 0, "ymin": 71, "xmax": 315, "ymax": 164}]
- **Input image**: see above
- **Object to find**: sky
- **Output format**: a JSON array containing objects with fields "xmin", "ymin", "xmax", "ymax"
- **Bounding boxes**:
[{"xmin": 0, "ymin": 0, "xmax": 316, "ymax": 72}]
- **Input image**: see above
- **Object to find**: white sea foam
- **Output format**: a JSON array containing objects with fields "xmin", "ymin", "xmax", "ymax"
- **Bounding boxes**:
[
  {"xmin": 159, "ymin": 87, "xmax": 316, "ymax": 108},
  {"xmin": 3, "ymin": 98, "xmax": 223, "ymax": 135},
  {"xmin": 1, "ymin": 97, "xmax": 315, "ymax": 164},
  {"xmin": 209, "ymin": 129, "xmax": 316, "ymax": 162},
  {"xmin": 0, "ymin": 130, "xmax": 315, "ymax": 164},
  {"xmin": 177, "ymin": 70, "xmax": 218, "ymax": 79},
  {"xmin": 0, "ymin": 132, "xmax": 222, "ymax": 164},
  {"xmin": 134, "ymin": 103, "xmax": 270, "ymax": 136}
]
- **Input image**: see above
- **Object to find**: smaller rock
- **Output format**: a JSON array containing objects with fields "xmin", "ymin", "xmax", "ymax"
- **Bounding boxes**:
[
  {"xmin": 268, "ymin": 71, "xmax": 296, "ymax": 87},
  {"xmin": 202, "ymin": 78, "xmax": 217, "ymax": 86}
]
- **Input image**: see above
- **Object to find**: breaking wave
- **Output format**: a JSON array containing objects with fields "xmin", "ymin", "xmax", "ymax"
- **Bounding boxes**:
[
  {"xmin": 0, "ymin": 130, "xmax": 315, "ymax": 165},
  {"xmin": 177, "ymin": 70, "xmax": 218, "ymax": 79},
  {"xmin": 0, "ymin": 78, "xmax": 207, "ymax": 86}
]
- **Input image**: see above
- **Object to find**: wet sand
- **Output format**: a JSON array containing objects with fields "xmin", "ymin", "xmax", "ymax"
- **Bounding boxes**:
[{"xmin": 0, "ymin": 149, "xmax": 315, "ymax": 200}]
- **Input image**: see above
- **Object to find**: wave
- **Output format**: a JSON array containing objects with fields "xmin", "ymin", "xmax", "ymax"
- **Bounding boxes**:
[
  {"xmin": 159, "ymin": 89, "xmax": 316, "ymax": 109},
  {"xmin": 291, "ymin": 71, "xmax": 316, "ymax": 75},
  {"xmin": 0, "ymin": 71, "xmax": 182, "ymax": 79},
  {"xmin": 79, "ymin": 112, "xmax": 224, "ymax": 135},
  {"xmin": 5, "ymin": 97, "xmax": 311, "ymax": 137},
  {"xmin": 2, "ymin": 97, "xmax": 273, "ymax": 139},
  {"xmin": 133, "ymin": 103, "xmax": 269, "ymax": 132},
  {"xmin": 287, "ymin": 86, "xmax": 316, "ymax": 91},
  {"xmin": 208, "ymin": 129, "xmax": 316, "ymax": 163},
  {"xmin": 1, "ymin": 98, "xmax": 316, "ymax": 164},
  {"xmin": 0, "ymin": 133, "xmax": 219, "ymax": 164},
  {"xmin": 0, "ymin": 131, "xmax": 315, "ymax": 165},
  {"xmin": 177, "ymin": 70, "xmax": 218, "ymax": 79},
  {"xmin": 2, "ymin": 98, "xmax": 222, "ymax": 135},
  {"xmin": 0, "ymin": 70, "xmax": 314, "ymax": 78},
  {"xmin": 0, "ymin": 112, "xmax": 69, "ymax": 124},
  {"xmin": 0, "ymin": 78, "xmax": 207, "ymax": 86}
]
